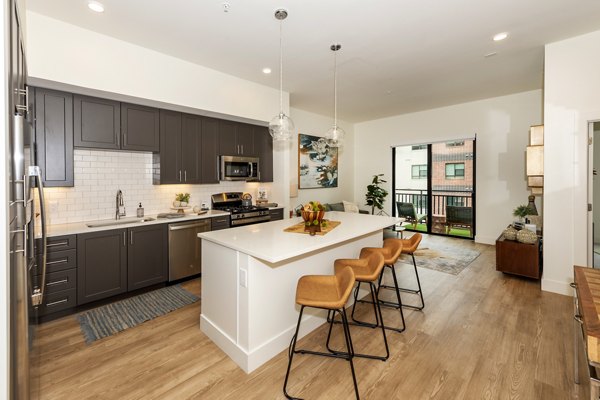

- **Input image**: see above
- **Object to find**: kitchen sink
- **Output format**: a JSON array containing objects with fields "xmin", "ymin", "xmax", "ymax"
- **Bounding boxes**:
[{"xmin": 86, "ymin": 217, "xmax": 156, "ymax": 228}]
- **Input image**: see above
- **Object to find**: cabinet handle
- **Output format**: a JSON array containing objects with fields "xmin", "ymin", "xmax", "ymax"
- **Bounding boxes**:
[
  {"xmin": 184, "ymin": 170, "xmax": 187, "ymax": 182},
  {"xmin": 47, "ymin": 241, "xmax": 68, "ymax": 248},
  {"xmin": 179, "ymin": 170, "xmax": 182, "ymax": 182},
  {"xmin": 46, "ymin": 278, "xmax": 68, "ymax": 287},
  {"xmin": 241, "ymin": 145, "xmax": 244, "ymax": 154},
  {"xmin": 216, "ymin": 157, "xmax": 220, "ymax": 181},
  {"xmin": 574, "ymin": 314, "xmax": 584, "ymax": 325},
  {"xmin": 46, "ymin": 298, "xmax": 68, "ymax": 307},
  {"xmin": 130, "ymin": 231, "xmax": 134, "ymax": 245},
  {"xmin": 46, "ymin": 258, "xmax": 68, "ymax": 266},
  {"xmin": 123, "ymin": 232, "xmax": 126, "ymax": 247}
]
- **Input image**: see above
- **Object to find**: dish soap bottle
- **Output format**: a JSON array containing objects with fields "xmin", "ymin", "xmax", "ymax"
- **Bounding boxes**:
[{"xmin": 137, "ymin": 203, "xmax": 144, "ymax": 217}]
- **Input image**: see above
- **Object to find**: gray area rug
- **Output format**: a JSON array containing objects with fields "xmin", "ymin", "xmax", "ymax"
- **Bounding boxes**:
[
  {"xmin": 398, "ymin": 244, "xmax": 481, "ymax": 275},
  {"xmin": 77, "ymin": 284, "xmax": 199, "ymax": 344}
]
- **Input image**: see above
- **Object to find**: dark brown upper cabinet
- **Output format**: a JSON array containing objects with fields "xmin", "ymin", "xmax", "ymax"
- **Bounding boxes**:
[
  {"xmin": 181, "ymin": 114, "xmax": 202, "ymax": 183},
  {"xmin": 218, "ymin": 120, "xmax": 237, "ymax": 155},
  {"xmin": 157, "ymin": 109, "xmax": 182, "ymax": 184},
  {"xmin": 74, "ymin": 95, "xmax": 120, "ymax": 149},
  {"xmin": 254, "ymin": 126, "xmax": 273, "ymax": 182},
  {"xmin": 201, "ymin": 117, "xmax": 219, "ymax": 184},
  {"xmin": 121, "ymin": 103, "xmax": 160, "ymax": 152},
  {"xmin": 127, "ymin": 224, "xmax": 168, "ymax": 291},
  {"xmin": 218, "ymin": 120, "xmax": 255, "ymax": 157},
  {"xmin": 237, "ymin": 123, "xmax": 255, "ymax": 156},
  {"xmin": 155, "ymin": 110, "xmax": 203, "ymax": 184},
  {"xmin": 34, "ymin": 87, "xmax": 74, "ymax": 187}
]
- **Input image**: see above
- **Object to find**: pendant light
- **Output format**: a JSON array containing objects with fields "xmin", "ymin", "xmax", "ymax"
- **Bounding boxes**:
[
  {"xmin": 269, "ymin": 9, "xmax": 294, "ymax": 142},
  {"xmin": 325, "ymin": 43, "xmax": 345, "ymax": 148}
]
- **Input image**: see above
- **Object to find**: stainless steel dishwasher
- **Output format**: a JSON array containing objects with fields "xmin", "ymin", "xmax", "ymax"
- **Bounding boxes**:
[{"xmin": 168, "ymin": 219, "xmax": 211, "ymax": 281}]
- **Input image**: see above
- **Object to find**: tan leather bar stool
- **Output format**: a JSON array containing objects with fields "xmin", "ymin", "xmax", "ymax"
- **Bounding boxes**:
[
  {"xmin": 330, "ymin": 252, "xmax": 389, "ymax": 361},
  {"xmin": 360, "ymin": 238, "xmax": 406, "ymax": 332},
  {"xmin": 379, "ymin": 233, "xmax": 425, "ymax": 311},
  {"xmin": 283, "ymin": 266, "xmax": 360, "ymax": 400}
]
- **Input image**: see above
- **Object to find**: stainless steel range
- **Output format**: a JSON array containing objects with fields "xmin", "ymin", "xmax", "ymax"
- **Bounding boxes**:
[{"xmin": 211, "ymin": 192, "xmax": 270, "ymax": 227}]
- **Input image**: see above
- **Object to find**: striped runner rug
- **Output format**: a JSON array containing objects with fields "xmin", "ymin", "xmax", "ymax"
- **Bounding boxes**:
[{"xmin": 77, "ymin": 284, "xmax": 199, "ymax": 344}]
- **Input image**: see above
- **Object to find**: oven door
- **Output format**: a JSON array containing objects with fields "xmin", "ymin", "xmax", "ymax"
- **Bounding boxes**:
[{"xmin": 220, "ymin": 156, "xmax": 259, "ymax": 181}]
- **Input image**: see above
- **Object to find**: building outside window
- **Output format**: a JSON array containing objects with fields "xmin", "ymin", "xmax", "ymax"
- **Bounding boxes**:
[
  {"xmin": 411, "ymin": 144, "xmax": 427, "ymax": 150},
  {"xmin": 445, "ymin": 162, "xmax": 465, "ymax": 179},
  {"xmin": 411, "ymin": 164, "xmax": 427, "ymax": 179},
  {"xmin": 446, "ymin": 141, "xmax": 464, "ymax": 147}
]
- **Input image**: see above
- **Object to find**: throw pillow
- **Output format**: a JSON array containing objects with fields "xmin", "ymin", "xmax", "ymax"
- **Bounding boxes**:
[{"xmin": 343, "ymin": 200, "xmax": 359, "ymax": 213}]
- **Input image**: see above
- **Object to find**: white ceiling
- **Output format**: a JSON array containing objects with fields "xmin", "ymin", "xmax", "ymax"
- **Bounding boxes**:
[{"xmin": 26, "ymin": 0, "xmax": 600, "ymax": 123}]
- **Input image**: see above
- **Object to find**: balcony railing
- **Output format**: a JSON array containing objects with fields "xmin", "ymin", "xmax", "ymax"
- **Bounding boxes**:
[{"xmin": 394, "ymin": 189, "xmax": 473, "ymax": 216}]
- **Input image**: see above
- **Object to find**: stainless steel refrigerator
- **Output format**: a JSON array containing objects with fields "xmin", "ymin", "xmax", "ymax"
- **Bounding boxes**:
[{"xmin": 8, "ymin": 0, "xmax": 48, "ymax": 398}]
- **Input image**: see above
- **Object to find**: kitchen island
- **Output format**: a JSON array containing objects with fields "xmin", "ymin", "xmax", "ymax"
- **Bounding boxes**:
[{"xmin": 198, "ymin": 211, "xmax": 399, "ymax": 373}]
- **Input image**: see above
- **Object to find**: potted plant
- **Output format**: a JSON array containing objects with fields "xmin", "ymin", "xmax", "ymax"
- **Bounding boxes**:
[
  {"xmin": 174, "ymin": 193, "xmax": 191, "ymax": 207},
  {"xmin": 365, "ymin": 174, "xmax": 389, "ymax": 215},
  {"xmin": 513, "ymin": 204, "xmax": 532, "ymax": 223}
]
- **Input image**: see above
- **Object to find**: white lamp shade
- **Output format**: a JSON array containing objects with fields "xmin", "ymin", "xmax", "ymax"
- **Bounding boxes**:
[
  {"xmin": 326, "ymin": 125, "xmax": 345, "ymax": 147},
  {"xmin": 269, "ymin": 112, "xmax": 295, "ymax": 141}
]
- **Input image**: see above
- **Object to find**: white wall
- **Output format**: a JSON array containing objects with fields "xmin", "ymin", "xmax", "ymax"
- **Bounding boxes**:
[
  {"xmin": 544, "ymin": 29, "xmax": 600, "ymax": 295},
  {"xmin": 25, "ymin": 11, "xmax": 291, "ymax": 212},
  {"xmin": 354, "ymin": 90, "xmax": 542, "ymax": 244},
  {"xmin": 289, "ymin": 108, "xmax": 355, "ymax": 209}
]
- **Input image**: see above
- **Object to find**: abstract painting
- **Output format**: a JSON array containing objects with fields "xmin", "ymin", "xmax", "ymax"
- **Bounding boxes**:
[{"xmin": 298, "ymin": 133, "xmax": 338, "ymax": 189}]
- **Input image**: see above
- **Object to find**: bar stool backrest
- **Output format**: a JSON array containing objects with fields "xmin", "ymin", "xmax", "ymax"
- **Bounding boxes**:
[
  {"xmin": 401, "ymin": 233, "xmax": 422, "ymax": 254},
  {"xmin": 336, "ymin": 266, "xmax": 356, "ymax": 303}
]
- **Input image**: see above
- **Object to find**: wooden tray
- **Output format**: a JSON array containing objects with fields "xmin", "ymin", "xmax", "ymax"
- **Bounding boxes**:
[{"xmin": 284, "ymin": 220, "xmax": 341, "ymax": 236}]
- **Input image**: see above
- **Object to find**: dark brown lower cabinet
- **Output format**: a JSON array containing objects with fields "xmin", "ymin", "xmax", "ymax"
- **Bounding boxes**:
[
  {"xmin": 127, "ymin": 224, "xmax": 168, "ymax": 291},
  {"xmin": 269, "ymin": 208, "xmax": 284, "ymax": 221},
  {"xmin": 495, "ymin": 234, "xmax": 541, "ymax": 279},
  {"xmin": 77, "ymin": 229, "xmax": 127, "ymax": 305}
]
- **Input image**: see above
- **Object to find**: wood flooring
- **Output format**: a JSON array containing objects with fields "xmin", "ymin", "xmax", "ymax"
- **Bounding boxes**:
[{"xmin": 32, "ymin": 233, "xmax": 589, "ymax": 399}]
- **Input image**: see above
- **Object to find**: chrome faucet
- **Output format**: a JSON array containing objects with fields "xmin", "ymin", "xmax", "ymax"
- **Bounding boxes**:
[{"xmin": 116, "ymin": 190, "xmax": 126, "ymax": 219}]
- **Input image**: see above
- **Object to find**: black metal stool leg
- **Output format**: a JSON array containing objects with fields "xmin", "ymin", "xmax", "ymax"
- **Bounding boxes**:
[
  {"xmin": 283, "ymin": 306, "xmax": 304, "ymax": 400},
  {"xmin": 376, "ymin": 265, "xmax": 406, "ymax": 333},
  {"xmin": 396, "ymin": 254, "xmax": 425, "ymax": 310},
  {"xmin": 340, "ymin": 308, "xmax": 360, "ymax": 400}
]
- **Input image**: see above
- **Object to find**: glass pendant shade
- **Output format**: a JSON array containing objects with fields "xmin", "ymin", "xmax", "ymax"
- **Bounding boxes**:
[
  {"xmin": 326, "ymin": 125, "xmax": 345, "ymax": 148},
  {"xmin": 269, "ymin": 9, "xmax": 294, "ymax": 141},
  {"xmin": 269, "ymin": 112, "xmax": 295, "ymax": 141},
  {"xmin": 325, "ymin": 43, "xmax": 343, "ymax": 148}
]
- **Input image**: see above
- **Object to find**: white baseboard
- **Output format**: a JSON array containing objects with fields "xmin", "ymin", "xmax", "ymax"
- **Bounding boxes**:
[
  {"xmin": 475, "ymin": 234, "xmax": 496, "ymax": 245},
  {"xmin": 541, "ymin": 278, "xmax": 574, "ymax": 296},
  {"xmin": 201, "ymin": 311, "xmax": 327, "ymax": 374}
]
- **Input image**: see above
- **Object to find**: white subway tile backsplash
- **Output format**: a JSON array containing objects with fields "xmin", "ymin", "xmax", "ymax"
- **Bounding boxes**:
[{"xmin": 43, "ymin": 149, "xmax": 272, "ymax": 225}]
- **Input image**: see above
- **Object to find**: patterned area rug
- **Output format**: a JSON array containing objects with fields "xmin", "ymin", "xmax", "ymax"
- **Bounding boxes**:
[
  {"xmin": 77, "ymin": 284, "xmax": 199, "ymax": 344},
  {"xmin": 398, "ymin": 243, "xmax": 481, "ymax": 275}
]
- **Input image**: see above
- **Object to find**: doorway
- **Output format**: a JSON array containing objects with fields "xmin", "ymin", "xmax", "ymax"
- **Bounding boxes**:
[{"xmin": 392, "ymin": 138, "xmax": 476, "ymax": 239}]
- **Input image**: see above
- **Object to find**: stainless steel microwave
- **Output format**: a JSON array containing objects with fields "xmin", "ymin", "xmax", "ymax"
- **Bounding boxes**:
[{"xmin": 220, "ymin": 156, "xmax": 260, "ymax": 181}]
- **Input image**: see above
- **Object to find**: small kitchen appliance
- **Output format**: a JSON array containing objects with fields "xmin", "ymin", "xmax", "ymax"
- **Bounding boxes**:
[
  {"xmin": 211, "ymin": 192, "xmax": 270, "ymax": 227},
  {"xmin": 220, "ymin": 156, "xmax": 260, "ymax": 181}
]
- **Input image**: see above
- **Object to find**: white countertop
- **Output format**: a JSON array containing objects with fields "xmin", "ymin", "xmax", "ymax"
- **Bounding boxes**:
[
  {"xmin": 198, "ymin": 211, "xmax": 399, "ymax": 264},
  {"xmin": 43, "ymin": 210, "xmax": 230, "ymax": 237}
]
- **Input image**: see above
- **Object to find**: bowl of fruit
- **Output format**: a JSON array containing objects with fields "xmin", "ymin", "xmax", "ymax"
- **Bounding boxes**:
[{"xmin": 301, "ymin": 201, "xmax": 326, "ymax": 231}]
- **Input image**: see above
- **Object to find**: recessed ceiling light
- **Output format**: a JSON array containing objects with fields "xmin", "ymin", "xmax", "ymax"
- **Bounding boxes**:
[
  {"xmin": 484, "ymin": 52, "xmax": 498, "ymax": 58},
  {"xmin": 88, "ymin": 1, "xmax": 104, "ymax": 12},
  {"xmin": 493, "ymin": 32, "xmax": 508, "ymax": 41},
  {"xmin": 262, "ymin": 68, "xmax": 272, "ymax": 74}
]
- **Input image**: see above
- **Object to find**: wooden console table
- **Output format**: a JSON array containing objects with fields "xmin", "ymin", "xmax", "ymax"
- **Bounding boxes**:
[
  {"xmin": 573, "ymin": 266, "xmax": 600, "ymax": 399},
  {"xmin": 495, "ymin": 234, "xmax": 541, "ymax": 279}
]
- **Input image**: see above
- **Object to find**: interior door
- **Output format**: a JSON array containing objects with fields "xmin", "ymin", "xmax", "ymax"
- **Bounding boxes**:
[{"xmin": 589, "ymin": 121, "xmax": 600, "ymax": 267}]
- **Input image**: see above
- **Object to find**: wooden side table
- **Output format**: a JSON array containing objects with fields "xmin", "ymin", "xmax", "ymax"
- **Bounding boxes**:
[{"xmin": 495, "ymin": 234, "xmax": 541, "ymax": 279}]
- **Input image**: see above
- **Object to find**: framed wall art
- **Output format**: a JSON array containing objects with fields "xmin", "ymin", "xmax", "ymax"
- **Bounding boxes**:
[{"xmin": 298, "ymin": 133, "xmax": 338, "ymax": 189}]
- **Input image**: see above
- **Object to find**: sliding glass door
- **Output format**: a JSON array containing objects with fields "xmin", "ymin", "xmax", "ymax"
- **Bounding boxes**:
[{"xmin": 392, "ymin": 138, "xmax": 476, "ymax": 239}]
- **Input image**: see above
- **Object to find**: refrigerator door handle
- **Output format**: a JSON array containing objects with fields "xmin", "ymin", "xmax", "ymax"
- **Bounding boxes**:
[{"xmin": 28, "ymin": 165, "xmax": 47, "ymax": 306}]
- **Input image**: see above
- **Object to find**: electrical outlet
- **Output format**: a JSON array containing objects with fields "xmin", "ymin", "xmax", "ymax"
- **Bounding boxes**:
[{"xmin": 239, "ymin": 269, "xmax": 248, "ymax": 288}]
